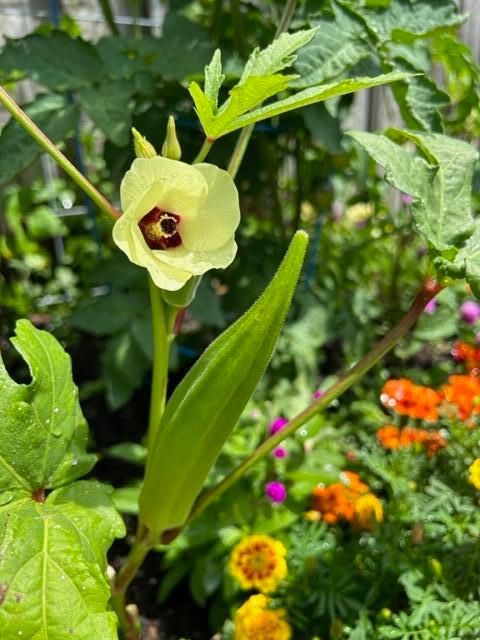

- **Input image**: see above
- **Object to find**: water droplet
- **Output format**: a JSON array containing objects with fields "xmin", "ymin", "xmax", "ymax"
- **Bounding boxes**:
[
  {"xmin": 51, "ymin": 426, "xmax": 63, "ymax": 437},
  {"xmin": 71, "ymin": 459, "xmax": 78, "ymax": 467},
  {"xmin": 299, "ymin": 428, "xmax": 308, "ymax": 437},
  {"xmin": 46, "ymin": 419, "xmax": 50, "ymax": 424},
  {"xmin": 0, "ymin": 491, "xmax": 13, "ymax": 506},
  {"xmin": 53, "ymin": 407, "xmax": 59, "ymax": 413},
  {"xmin": 61, "ymin": 575, "xmax": 65, "ymax": 581},
  {"xmin": 18, "ymin": 632, "xmax": 23, "ymax": 636}
]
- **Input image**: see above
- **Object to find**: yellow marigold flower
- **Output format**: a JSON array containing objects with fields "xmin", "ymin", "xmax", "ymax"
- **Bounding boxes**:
[
  {"xmin": 113, "ymin": 157, "xmax": 240, "ymax": 291},
  {"xmin": 229, "ymin": 534, "xmax": 288, "ymax": 593},
  {"xmin": 354, "ymin": 493, "xmax": 383, "ymax": 530},
  {"xmin": 468, "ymin": 459, "xmax": 480, "ymax": 490},
  {"xmin": 235, "ymin": 594, "xmax": 292, "ymax": 640}
]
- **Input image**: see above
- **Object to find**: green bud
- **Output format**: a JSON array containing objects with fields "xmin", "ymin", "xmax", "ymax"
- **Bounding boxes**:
[
  {"xmin": 132, "ymin": 128, "xmax": 157, "ymax": 158},
  {"xmin": 161, "ymin": 115, "xmax": 182, "ymax": 160}
]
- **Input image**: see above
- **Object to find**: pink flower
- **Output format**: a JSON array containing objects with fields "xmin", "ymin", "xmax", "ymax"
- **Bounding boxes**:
[
  {"xmin": 265, "ymin": 481, "xmax": 287, "ymax": 503},
  {"xmin": 424, "ymin": 299, "xmax": 437, "ymax": 314},
  {"xmin": 269, "ymin": 417, "xmax": 288, "ymax": 436},
  {"xmin": 460, "ymin": 301, "xmax": 480, "ymax": 325},
  {"xmin": 273, "ymin": 446, "xmax": 287, "ymax": 459},
  {"xmin": 402, "ymin": 193, "xmax": 414, "ymax": 205},
  {"xmin": 313, "ymin": 389, "xmax": 325, "ymax": 400}
]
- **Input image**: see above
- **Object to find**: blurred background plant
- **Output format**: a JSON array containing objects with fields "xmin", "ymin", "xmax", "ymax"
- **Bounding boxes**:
[{"xmin": 1, "ymin": 0, "xmax": 480, "ymax": 638}]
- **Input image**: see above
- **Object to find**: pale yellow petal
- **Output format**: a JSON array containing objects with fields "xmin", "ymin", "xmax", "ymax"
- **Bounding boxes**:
[
  {"xmin": 153, "ymin": 237, "xmax": 238, "ymax": 275},
  {"xmin": 120, "ymin": 156, "xmax": 207, "ymax": 215},
  {"xmin": 113, "ymin": 193, "xmax": 193, "ymax": 291},
  {"xmin": 180, "ymin": 163, "xmax": 240, "ymax": 252}
]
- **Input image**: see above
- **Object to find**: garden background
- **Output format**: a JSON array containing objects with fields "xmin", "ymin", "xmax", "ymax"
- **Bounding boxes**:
[{"xmin": 1, "ymin": 1, "xmax": 480, "ymax": 639}]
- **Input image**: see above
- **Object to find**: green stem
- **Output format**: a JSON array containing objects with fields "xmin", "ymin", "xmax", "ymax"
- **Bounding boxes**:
[
  {"xmin": 188, "ymin": 280, "xmax": 441, "ymax": 523},
  {"xmin": 226, "ymin": 0, "xmax": 299, "ymax": 179},
  {"xmin": 147, "ymin": 277, "xmax": 172, "ymax": 448},
  {"xmin": 193, "ymin": 137, "xmax": 214, "ymax": 164},
  {"xmin": 0, "ymin": 85, "xmax": 120, "ymax": 221},
  {"xmin": 97, "ymin": 0, "xmax": 119, "ymax": 36},
  {"xmin": 111, "ymin": 524, "xmax": 156, "ymax": 640}
]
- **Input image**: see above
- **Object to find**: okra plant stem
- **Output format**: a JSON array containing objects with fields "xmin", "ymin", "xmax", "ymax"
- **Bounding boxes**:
[
  {"xmin": 192, "ymin": 137, "xmax": 214, "ymax": 164},
  {"xmin": 111, "ymin": 524, "xmax": 156, "ymax": 640},
  {"xmin": 226, "ymin": 0, "xmax": 299, "ymax": 179},
  {"xmin": 147, "ymin": 278, "xmax": 173, "ymax": 448},
  {"xmin": 0, "ymin": 85, "xmax": 121, "ymax": 221}
]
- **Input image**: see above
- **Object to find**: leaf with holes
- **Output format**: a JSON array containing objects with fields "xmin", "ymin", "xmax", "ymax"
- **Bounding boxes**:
[{"xmin": 0, "ymin": 319, "xmax": 96, "ymax": 498}]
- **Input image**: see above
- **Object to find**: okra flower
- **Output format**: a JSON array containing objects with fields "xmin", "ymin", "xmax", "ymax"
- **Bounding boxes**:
[{"xmin": 113, "ymin": 157, "xmax": 241, "ymax": 290}]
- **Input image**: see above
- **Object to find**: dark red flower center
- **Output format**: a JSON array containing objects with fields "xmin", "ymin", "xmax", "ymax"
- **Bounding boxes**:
[{"xmin": 138, "ymin": 207, "xmax": 181, "ymax": 250}]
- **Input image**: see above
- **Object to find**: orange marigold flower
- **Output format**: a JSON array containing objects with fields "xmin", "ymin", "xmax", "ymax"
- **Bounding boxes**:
[
  {"xmin": 377, "ymin": 425, "xmax": 401, "ymax": 449},
  {"xmin": 377, "ymin": 425, "xmax": 446, "ymax": 456},
  {"xmin": 234, "ymin": 594, "xmax": 292, "ymax": 640},
  {"xmin": 468, "ymin": 459, "xmax": 480, "ymax": 490},
  {"xmin": 354, "ymin": 493, "xmax": 383, "ymax": 530},
  {"xmin": 381, "ymin": 379, "xmax": 440, "ymax": 422},
  {"xmin": 440, "ymin": 374, "xmax": 480, "ymax": 421},
  {"xmin": 452, "ymin": 342, "xmax": 480, "ymax": 374},
  {"xmin": 311, "ymin": 472, "xmax": 369, "ymax": 525},
  {"xmin": 229, "ymin": 535, "xmax": 288, "ymax": 593}
]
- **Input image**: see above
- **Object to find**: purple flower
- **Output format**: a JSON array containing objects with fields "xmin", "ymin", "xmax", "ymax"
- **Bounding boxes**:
[
  {"xmin": 460, "ymin": 301, "xmax": 480, "ymax": 325},
  {"xmin": 273, "ymin": 446, "xmax": 287, "ymax": 459},
  {"xmin": 313, "ymin": 389, "xmax": 325, "ymax": 400},
  {"xmin": 269, "ymin": 417, "xmax": 288, "ymax": 436},
  {"xmin": 265, "ymin": 481, "xmax": 287, "ymax": 503},
  {"xmin": 402, "ymin": 193, "xmax": 414, "ymax": 206},
  {"xmin": 424, "ymin": 299, "xmax": 437, "ymax": 315}
]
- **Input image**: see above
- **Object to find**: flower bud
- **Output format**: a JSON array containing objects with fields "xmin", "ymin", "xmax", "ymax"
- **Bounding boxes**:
[
  {"xmin": 161, "ymin": 115, "xmax": 182, "ymax": 160},
  {"xmin": 131, "ymin": 128, "xmax": 157, "ymax": 159}
]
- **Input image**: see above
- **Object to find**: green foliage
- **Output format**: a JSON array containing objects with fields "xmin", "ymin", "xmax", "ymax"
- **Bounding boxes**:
[
  {"xmin": 347, "ymin": 129, "xmax": 478, "ymax": 257},
  {"xmin": 139, "ymin": 232, "xmax": 308, "ymax": 533},
  {"xmin": 0, "ymin": 320, "xmax": 96, "ymax": 493},
  {"xmin": 190, "ymin": 29, "xmax": 408, "ymax": 139},
  {"xmin": 0, "ymin": 94, "xmax": 78, "ymax": 184},
  {"xmin": 0, "ymin": 321, "xmax": 124, "ymax": 638},
  {"xmin": 0, "ymin": 31, "xmax": 103, "ymax": 90}
]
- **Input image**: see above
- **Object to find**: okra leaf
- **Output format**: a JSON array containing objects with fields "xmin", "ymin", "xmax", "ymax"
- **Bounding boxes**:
[
  {"xmin": 435, "ymin": 223, "xmax": 480, "ymax": 299},
  {"xmin": 0, "ymin": 481, "xmax": 124, "ymax": 640},
  {"xmin": 190, "ymin": 74, "xmax": 296, "ymax": 139},
  {"xmin": 293, "ymin": 3, "xmax": 372, "ymax": 88},
  {"xmin": 193, "ymin": 71, "xmax": 409, "ymax": 139},
  {"xmin": 347, "ymin": 130, "xmax": 478, "ymax": 251},
  {"xmin": 189, "ymin": 29, "xmax": 316, "ymax": 139},
  {"xmin": 0, "ymin": 320, "xmax": 96, "ymax": 497},
  {"xmin": 139, "ymin": 231, "xmax": 309, "ymax": 533},
  {"xmin": 0, "ymin": 31, "xmax": 104, "ymax": 90},
  {"xmin": 0, "ymin": 93, "xmax": 78, "ymax": 185}
]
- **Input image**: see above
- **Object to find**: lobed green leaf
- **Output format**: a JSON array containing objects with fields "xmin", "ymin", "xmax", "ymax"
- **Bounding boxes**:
[
  {"xmin": 347, "ymin": 129, "xmax": 478, "ymax": 251},
  {"xmin": 0, "ymin": 31, "xmax": 103, "ymax": 90},
  {"xmin": 0, "ymin": 482, "xmax": 124, "ymax": 640},
  {"xmin": 0, "ymin": 320, "xmax": 96, "ymax": 497}
]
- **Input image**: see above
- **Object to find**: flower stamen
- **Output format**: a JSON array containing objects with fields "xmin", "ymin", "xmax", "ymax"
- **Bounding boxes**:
[{"xmin": 139, "ymin": 207, "xmax": 181, "ymax": 250}]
